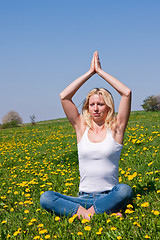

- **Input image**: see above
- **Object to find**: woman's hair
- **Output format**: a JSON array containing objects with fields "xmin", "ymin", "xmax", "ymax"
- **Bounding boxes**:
[{"xmin": 81, "ymin": 88, "xmax": 116, "ymax": 129}]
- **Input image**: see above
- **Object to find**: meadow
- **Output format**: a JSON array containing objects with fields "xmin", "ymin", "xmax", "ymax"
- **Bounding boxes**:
[{"xmin": 0, "ymin": 111, "xmax": 159, "ymax": 240}]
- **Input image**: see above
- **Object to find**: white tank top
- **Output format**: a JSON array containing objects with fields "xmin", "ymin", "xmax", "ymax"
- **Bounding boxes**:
[{"xmin": 77, "ymin": 127, "xmax": 123, "ymax": 193}]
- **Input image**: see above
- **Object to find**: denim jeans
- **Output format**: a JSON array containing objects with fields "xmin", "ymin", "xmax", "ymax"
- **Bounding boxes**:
[{"xmin": 40, "ymin": 184, "xmax": 133, "ymax": 217}]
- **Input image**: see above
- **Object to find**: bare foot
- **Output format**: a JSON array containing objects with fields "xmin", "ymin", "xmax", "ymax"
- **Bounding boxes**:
[
  {"xmin": 76, "ymin": 205, "xmax": 90, "ymax": 220},
  {"xmin": 116, "ymin": 212, "xmax": 122, "ymax": 217},
  {"xmin": 87, "ymin": 206, "xmax": 95, "ymax": 218}
]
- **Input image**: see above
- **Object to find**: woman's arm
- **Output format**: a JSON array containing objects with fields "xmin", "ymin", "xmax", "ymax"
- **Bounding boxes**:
[
  {"xmin": 60, "ymin": 53, "xmax": 95, "ymax": 130},
  {"xmin": 95, "ymin": 51, "xmax": 131, "ymax": 133}
]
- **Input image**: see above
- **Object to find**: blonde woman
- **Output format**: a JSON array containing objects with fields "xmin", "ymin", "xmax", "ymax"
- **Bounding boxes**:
[{"xmin": 40, "ymin": 51, "xmax": 133, "ymax": 220}]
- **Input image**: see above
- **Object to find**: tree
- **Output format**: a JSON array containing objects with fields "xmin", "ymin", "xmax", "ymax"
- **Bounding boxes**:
[
  {"xmin": 30, "ymin": 114, "xmax": 36, "ymax": 125},
  {"xmin": 2, "ymin": 110, "xmax": 23, "ymax": 125},
  {"xmin": 141, "ymin": 95, "xmax": 160, "ymax": 111}
]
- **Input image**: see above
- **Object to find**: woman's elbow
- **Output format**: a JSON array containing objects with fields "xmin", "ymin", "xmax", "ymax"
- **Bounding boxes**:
[
  {"xmin": 60, "ymin": 92, "xmax": 66, "ymax": 100},
  {"xmin": 125, "ymin": 88, "xmax": 132, "ymax": 98}
]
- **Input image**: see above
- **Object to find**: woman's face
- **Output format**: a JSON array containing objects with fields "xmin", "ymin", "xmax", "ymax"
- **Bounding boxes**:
[{"xmin": 88, "ymin": 94, "xmax": 109, "ymax": 122}]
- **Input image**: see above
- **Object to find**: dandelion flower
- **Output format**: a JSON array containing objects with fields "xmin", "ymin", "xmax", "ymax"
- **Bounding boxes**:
[
  {"xmin": 1, "ymin": 220, "xmax": 7, "ymax": 224},
  {"xmin": 77, "ymin": 232, "xmax": 83, "ymax": 235},
  {"xmin": 127, "ymin": 204, "xmax": 133, "ymax": 208},
  {"xmin": 153, "ymin": 210, "xmax": 159, "ymax": 215},
  {"xmin": 39, "ymin": 229, "xmax": 48, "ymax": 234},
  {"xmin": 81, "ymin": 219, "xmax": 90, "ymax": 223},
  {"xmin": 28, "ymin": 222, "xmax": 33, "ymax": 226},
  {"xmin": 55, "ymin": 216, "xmax": 60, "ymax": 221},
  {"xmin": 84, "ymin": 226, "xmax": 91, "ymax": 231},
  {"xmin": 38, "ymin": 224, "xmax": 44, "ymax": 228},
  {"xmin": 110, "ymin": 227, "xmax": 117, "ymax": 230},
  {"xmin": 68, "ymin": 217, "xmax": 74, "ymax": 223},
  {"xmin": 148, "ymin": 161, "xmax": 153, "ymax": 166},
  {"xmin": 31, "ymin": 218, "xmax": 37, "ymax": 222},
  {"xmin": 96, "ymin": 231, "xmax": 102, "ymax": 235},
  {"xmin": 125, "ymin": 209, "xmax": 134, "ymax": 214},
  {"xmin": 141, "ymin": 202, "xmax": 149, "ymax": 207},
  {"xmin": 117, "ymin": 237, "xmax": 122, "ymax": 240},
  {"xmin": 145, "ymin": 235, "xmax": 150, "ymax": 239},
  {"xmin": 24, "ymin": 210, "xmax": 29, "ymax": 213},
  {"xmin": 45, "ymin": 235, "xmax": 50, "ymax": 239}
]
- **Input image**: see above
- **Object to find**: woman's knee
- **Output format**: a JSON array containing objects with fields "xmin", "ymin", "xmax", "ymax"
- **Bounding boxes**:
[
  {"xmin": 40, "ymin": 191, "xmax": 56, "ymax": 208},
  {"xmin": 114, "ymin": 184, "xmax": 133, "ymax": 200}
]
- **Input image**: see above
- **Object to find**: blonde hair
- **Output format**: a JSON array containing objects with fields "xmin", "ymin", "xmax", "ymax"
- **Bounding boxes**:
[{"xmin": 81, "ymin": 88, "xmax": 116, "ymax": 129}]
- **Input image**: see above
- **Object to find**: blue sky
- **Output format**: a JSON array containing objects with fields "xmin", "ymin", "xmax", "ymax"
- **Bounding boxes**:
[{"xmin": 0, "ymin": 0, "xmax": 160, "ymax": 123}]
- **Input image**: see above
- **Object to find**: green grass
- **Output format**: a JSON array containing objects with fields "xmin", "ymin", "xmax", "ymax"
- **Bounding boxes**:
[{"xmin": 0, "ymin": 111, "xmax": 160, "ymax": 239}]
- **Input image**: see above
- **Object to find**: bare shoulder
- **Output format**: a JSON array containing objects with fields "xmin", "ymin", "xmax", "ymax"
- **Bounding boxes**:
[
  {"xmin": 74, "ymin": 115, "xmax": 86, "ymax": 143},
  {"xmin": 111, "ymin": 121, "xmax": 125, "ymax": 145}
]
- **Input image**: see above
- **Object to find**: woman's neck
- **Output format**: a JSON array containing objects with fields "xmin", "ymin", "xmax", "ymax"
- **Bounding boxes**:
[{"xmin": 91, "ymin": 121, "xmax": 106, "ymax": 133}]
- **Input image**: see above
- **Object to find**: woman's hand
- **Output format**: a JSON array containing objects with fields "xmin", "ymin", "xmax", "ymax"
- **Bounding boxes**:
[
  {"xmin": 89, "ymin": 52, "xmax": 96, "ymax": 74},
  {"xmin": 94, "ymin": 51, "xmax": 102, "ymax": 74}
]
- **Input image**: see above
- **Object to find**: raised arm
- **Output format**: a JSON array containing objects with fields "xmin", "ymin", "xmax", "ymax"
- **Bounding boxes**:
[
  {"xmin": 95, "ymin": 51, "xmax": 131, "ymax": 133},
  {"xmin": 60, "ymin": 53, "xmax": 95, "ymax": 130}
]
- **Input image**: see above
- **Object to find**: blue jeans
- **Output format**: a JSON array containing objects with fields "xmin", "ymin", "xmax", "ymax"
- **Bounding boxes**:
[{"xmin": 40, "ymin": 184, "xmax": 133, "ymax": 217}]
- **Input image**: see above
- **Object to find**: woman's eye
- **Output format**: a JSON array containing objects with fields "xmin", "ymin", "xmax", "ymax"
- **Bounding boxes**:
[{"xmin": 98, "ymin": 103, "xmax": 104, "ymax": 106}]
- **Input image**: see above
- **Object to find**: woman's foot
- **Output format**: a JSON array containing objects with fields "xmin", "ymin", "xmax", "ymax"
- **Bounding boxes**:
[
  {"xmin": 116, "ymin": 212, "xmax": 122, "ymax": 217},
  {"xmin": 87, "ymin": 206, "xmax": 95, "ymax": 218},
  {"xmin": 77, "ymin": 205, "xmax": 90, "ymax": 220}
]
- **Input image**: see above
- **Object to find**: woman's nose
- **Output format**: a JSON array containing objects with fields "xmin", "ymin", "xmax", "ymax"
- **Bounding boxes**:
[{"xmin": 94, "ymin": 104, "xmax": 98, "ymax": 111}]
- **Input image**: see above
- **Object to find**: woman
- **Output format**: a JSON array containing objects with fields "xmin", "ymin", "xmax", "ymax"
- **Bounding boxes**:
[{"xmin": 40, "ymin": 51, "xmax": 133, "ymax": 220}]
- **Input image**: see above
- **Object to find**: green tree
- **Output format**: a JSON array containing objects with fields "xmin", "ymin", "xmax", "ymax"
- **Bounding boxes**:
[{"xmin": 141, "ymin": 95, "xmax": 160, "ymax": 111}]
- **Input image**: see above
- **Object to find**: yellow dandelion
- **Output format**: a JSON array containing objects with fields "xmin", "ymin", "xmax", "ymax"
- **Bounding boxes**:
[
  {"xmin": 31, "ymin": 218, "xmax": 37, "ymax": 222},
  {"xmin": 68, "ymin": 217, "xmax": 74, "ymax": 223},
  {"xmin": 45, "ymin": 235, "xmax": 50, "ymax": 239},
  {"xmin": 128, "ymin": 175, "xmax": 134, "ymax": 180},
  {"xmin": 141, "ymin": 202, "xmax": 149, "ymax": 207},
  {"xmin": 36, "ymin": 208, "xmax": 41, "ymax": 212},
  {"xmin": 145, "ymin": 235, "xmax": 150, "ymax": 239},
  {"xmin": 1, "ymin": 220, "xmax": 7, "ymax": 224},
  {"xmin": 84, "ymin": 226, "xmax": 91, "ymax": 231},
  {"xmin": 117, "ymin": 237, "xmax": 122, "ymax": 240},
  {"xmin": 81, "ymin": 219, "xmax": 90, "ymax": 223},
  {"xmin": 39, "ymin": 229, "xmax": 48, "ymax": 234},
  {"xmin": 96, "ymin": 231, "xmax": 102, "ymax": 235},
  {"xmin": 148, "ymin": 161, "xmax": 153, "ymax": 166},
  {"xmin": 38, "ymin": 224, "xmax": 44, "ymax": 228},
  {"xmin": 153, "ymin": 210, "xmax": 159, "ymax": 215},
  {"xmin": 107, "ymin": 219, "xmax": 111, "ymax": 223},
  {"xmin": 28, "ymin": 222, "xmax": 33, "ymax": 226},
  {"xmin": 13, "ymin": 231, "xmax": 19, "ymax": 236},
  {"xmin": 132, "ymin": 172, "xmax": 137, "ymax": 177},
  {"xmin": 24, "ymin": 210, "xmax": 29, "ymax": 213},
  {"xmin": 110, "ymin": 227, "xmax": 117, "ymax": 230},
  {"xmin": 33, "ymin": 237, "xmax": 40, "ymax": 239},
  {"xmin": 77, "ymin": 232, "xmax": 83, "ymax": 235},
  {"xmin": 127, "ymin": 204, "xmax": 133, "ymax": 208},
  {"xmin": 72, "ymin": 214, "xmax": 78, "ymax": 219},
  {"xmin": 157, "ymin": 190, "xmax": 160, "ymax": 193},
  {"xmin": 125, "ymin": 209, "xmax": 134, "ymax": 214},
  {"xmin": 55, "ymin": 216, "xmax": 60, "ymax": 221}
]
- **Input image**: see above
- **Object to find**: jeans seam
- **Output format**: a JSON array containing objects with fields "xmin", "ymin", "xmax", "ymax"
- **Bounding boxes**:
[
  {"xmin": 93, "ymin": 202, "xmax": 98, "ymax": 214},
  {"xmin": 72, "ymin": 203, "xmax": 80, "ymax": 217}
]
